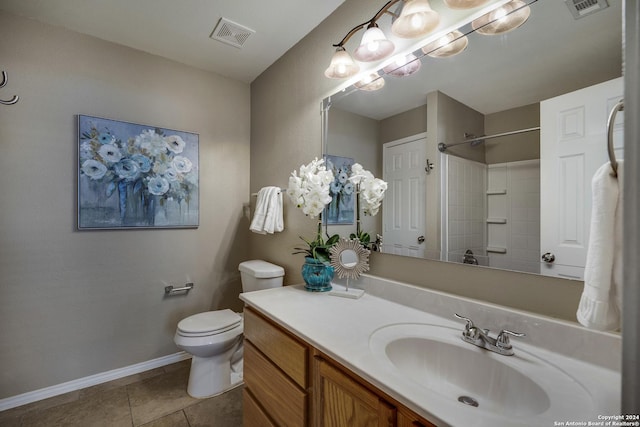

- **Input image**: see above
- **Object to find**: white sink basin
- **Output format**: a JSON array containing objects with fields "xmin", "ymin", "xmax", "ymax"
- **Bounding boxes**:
[{"xmin": 369, "ymin": 323, "xmax": 595, "ymax": 423}]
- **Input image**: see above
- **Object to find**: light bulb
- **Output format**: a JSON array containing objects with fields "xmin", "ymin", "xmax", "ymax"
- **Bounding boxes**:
[
  {"xmin": 411, "ymin": 15, "xmax": 423, "ymax": 29},
  {"xmin": 367, "ymin": 40, "xmax": 380, "ymax": 52}
]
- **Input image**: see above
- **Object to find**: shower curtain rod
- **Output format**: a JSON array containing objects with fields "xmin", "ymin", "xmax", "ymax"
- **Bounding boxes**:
[{"xmin": 437, "ymin": 126, "xmax": 541, "ymax": 153}]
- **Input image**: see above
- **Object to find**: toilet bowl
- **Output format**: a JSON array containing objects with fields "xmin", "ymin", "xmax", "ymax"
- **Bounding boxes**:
[{"xmin": 173, "ymin": 260, "xmax": 284, "ymax": 398}]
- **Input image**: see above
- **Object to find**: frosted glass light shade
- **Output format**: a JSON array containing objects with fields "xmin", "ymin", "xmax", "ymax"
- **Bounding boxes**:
[
  {"xmin": 383, "ymin": 53, "xmax": 421, "ymax": 77},
  {"xmin": 353, "ymin": 26, "xmax": 395, "ymax": 62},
  {"xmin": 355, "ymin": 73, "xmax": 385, "ymax": 91},
  {"xmin": 324, "ymin": 47, "xmax": 360, "ymax": 79},
  {"xmin": 422, "ymin": 30, "xmax": 468, "ymax": 57},
  {"xmin": 443, "ymin": 0, "xmax": 490, "ymax": 9},
  {"xmin": 472, "ymin": 0, "xmax": 531, "ymax": 35},
  {"xmin": 391, "ymin": 0, "xmax": 440, "ymax": 39}
]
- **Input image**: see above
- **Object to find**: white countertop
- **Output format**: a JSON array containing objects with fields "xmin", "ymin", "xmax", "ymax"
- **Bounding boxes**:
[{"xmin": 240, "ymin": 277, "xmax": 621, "ymax": 427}]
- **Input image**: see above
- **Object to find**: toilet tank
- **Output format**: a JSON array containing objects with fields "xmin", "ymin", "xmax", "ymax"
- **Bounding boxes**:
[{"xmin": 238, "ymin": 260, "xmax": 284, "ymax": 292}]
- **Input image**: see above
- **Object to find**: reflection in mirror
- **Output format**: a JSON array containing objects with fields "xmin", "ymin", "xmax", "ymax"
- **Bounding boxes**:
[{"xmin": 323, "ymin": 0, "xmax": 622, "ymax": 280}]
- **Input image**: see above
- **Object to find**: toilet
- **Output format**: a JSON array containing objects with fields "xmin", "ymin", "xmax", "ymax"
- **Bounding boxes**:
[{"xmin": 173, "ymin": 260, "xmax": 284, "ymax": 398}]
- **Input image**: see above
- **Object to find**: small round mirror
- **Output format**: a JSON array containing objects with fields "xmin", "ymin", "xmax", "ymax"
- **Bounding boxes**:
[{"xmin": 329, "ymin": 238, "xmax": 371, "ymax": 280}]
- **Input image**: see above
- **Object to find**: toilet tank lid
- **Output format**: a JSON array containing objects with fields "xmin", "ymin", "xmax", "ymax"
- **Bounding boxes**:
[{"xmin": 238, "ymin": 260, "xmax": 285, "ymax": 278}]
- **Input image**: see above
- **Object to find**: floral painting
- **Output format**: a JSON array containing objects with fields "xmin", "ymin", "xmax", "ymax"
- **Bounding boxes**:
[
  {"xmin": 78, "ymin": 115, "xmax": 199, "ymax": 229},
  {"xmin": 324, "ymin": 155, "xmax": 354, "ymax": 225}
]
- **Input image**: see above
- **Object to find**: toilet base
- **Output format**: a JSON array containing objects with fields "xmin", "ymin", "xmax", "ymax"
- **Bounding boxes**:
[{"xmin": 187, "ymin": 354, "xmax": 241, "ymax": 398}]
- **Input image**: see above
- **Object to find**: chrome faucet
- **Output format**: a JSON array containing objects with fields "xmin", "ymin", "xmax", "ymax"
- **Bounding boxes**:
[{"xmin": 454, "ymin": 314, "xmax": 525, "ymax": 356}]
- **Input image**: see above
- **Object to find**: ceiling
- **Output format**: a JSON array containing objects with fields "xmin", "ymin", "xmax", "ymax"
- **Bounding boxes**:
[{"xmin": 0, "ymin": 0, "xmax": 346, "ymax": 83}]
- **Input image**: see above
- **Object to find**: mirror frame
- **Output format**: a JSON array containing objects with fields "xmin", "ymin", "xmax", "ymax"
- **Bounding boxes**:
[{"xmin": 329, "ymin": 238, "xmax": 371, "ymax": 280}]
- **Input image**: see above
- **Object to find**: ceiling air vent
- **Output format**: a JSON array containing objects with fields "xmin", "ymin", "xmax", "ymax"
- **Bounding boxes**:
[
  {"xmin": 564, "ymin": 0, "xmax": 609, "ymax": 19},
  {"xmin": 210, "ymin": 18, "xmax": 255, "ymax": 49}
]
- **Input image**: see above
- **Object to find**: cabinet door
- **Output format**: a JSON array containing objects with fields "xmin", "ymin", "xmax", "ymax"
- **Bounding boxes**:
[{"xmin": 315, "ymin": 357, "xmax": 395, "ymax": 427}]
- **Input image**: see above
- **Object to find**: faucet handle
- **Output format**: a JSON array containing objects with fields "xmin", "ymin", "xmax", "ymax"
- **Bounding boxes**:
[
  {"xmin": 496, "ymin": 329, "xmax": 526, "ymax": 349},
  {"xmin": 454, "ymin": 314, "xmax": 479, "ymax": 339},
  {"xmin": 454, "ymin": 313, "xmax": 474, "ymax": 329}
]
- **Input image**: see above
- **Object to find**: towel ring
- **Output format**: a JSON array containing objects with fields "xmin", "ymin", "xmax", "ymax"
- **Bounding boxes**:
[{"xmin": 606, "ymin": 100, "xmax": 623, "ymax": 178}]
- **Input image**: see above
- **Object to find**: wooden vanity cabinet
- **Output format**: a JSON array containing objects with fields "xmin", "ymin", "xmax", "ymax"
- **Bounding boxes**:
[
  {"xmin": 243, "ymin": 307, "xmax": 310, "ymax": 426},
  {"xmin": 314, "ymin": 355, "xmax": 395, "ymax": 427},
  {"xmin": 243, "ymin": 307, "xmax": 436, "ymax": 427}
]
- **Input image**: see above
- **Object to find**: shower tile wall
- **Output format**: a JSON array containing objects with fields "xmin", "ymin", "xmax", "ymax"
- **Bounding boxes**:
[
  {"xmin": 487, "ymin": 160, "xmax": 540, "ymax": 273},
  {"xmin": 446, "ymin": 156, "xmax": 487, "ymax": 263}
]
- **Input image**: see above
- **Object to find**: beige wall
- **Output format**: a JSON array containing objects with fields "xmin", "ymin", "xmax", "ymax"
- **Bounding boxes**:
[
  {"xmin": 379, "ymin": 104, "xmax": 428, "ymax": 144},
  {"xmin": 250, "ymin": 0, "xmax": 582, "ymax": 321},
  {"xmin": 0, "ymin": 12, "xmax": 250, "ymax": 398},
  {"xmin": 485, "ymin": 103, "xmax": 540, "ymax": 164},
  {"xmin": 434, "ymin": 91, "xmax": 486, "ymax": 164}
]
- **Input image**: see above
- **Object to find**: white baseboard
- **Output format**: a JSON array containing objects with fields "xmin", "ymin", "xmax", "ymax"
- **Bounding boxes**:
[{"xmin": 0, "ymin": 352, "xmax": 191, "ymax": 412}]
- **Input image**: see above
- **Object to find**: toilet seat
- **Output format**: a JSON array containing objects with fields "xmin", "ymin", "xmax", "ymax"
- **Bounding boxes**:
[{"xmin": 177, "ymin": 309, "xmax": 242, "ymax": 338}]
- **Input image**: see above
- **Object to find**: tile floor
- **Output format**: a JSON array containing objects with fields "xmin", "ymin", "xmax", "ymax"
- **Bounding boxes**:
[{"xmin": 0, "ymin": 359, "xmax": 243, "ymax": 427}]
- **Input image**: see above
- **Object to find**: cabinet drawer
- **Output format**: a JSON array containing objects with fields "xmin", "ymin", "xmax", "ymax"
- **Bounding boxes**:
[
  {"xmin": 243, "ymin": 388, "xmax": 277, "ymax": 427},
  {"xmin": 244, "ymin": 307, "xmax": 308, "ymax": 388},
  {"xmin": 244, "ymin": 340, "xmax": 307, "ymax": 427}
]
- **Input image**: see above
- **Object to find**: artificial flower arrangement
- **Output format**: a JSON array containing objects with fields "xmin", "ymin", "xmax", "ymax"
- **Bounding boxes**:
[
  {"xmin": 287, "ymin": 158, "xmax": 340, "ymax": 263},
  {"xmin": 347, "ymin": 163, "xmax": 388, "ymax": 247},
  {"xmin": 287, "ymin": 159, "xmax": 388, "ymax": 256}
]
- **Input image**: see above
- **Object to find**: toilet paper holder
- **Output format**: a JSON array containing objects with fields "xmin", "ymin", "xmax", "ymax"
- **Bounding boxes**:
[{"xmin": 165, "ymin": 282, "xmax": 194, "ymax": 295}]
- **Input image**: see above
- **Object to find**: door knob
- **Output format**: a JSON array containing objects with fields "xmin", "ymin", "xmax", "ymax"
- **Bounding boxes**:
[
  {"xmin": 541, "ymin": 252, "xmax": 555, "ymax": 263},
  {"xmin": 417, "ymin": 235, "xmax": 425, "ymax": 244}
]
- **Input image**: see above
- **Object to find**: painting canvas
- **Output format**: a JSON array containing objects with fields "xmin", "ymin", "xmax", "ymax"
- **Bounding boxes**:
[
  {"xmin": 78, "ymin": 115, "xmax": 199, "ymax": 229},
  {"xmin": 324, "ymin": 155, "xmax": 354, "ymax": 225}
]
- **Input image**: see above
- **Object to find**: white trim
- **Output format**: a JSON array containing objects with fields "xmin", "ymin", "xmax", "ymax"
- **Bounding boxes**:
[
  {"xmin": 0, "ymin": 352, "xmax": 191, "ymax": 411},
  {"xmin": 382, "ymin": 132, "xmax": 427, "ymax": 149}
]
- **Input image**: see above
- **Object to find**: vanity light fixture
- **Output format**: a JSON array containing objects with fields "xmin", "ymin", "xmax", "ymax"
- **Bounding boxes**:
[
  {"xmin": 391, "ymin": 0, "xmax": 441, "ymax": 38},
  {"xmin": 325, "ymin": 0, "xmax": 440, "ymax": 79},
  {"xmin": 472, "ymin": 0, "xmax": 531, "ymax": 35},
  {"xmin": 422, "ymin": 30, "xmax": 469, "ymax": 57},
  {"xmin": 324, "ymin": 47, "xmax": 360, "ymax": 79},
  {"xmin": 355, "ymin": 72, "xmax": 386, "ymax": 91},
  {"xmin": 383, "ymin": 53, "xmax": 422, "ymax": 77},
  {"xmin": 443, "ymin": 0, "xmax": 490, "ymax": 9},
  {"xmin": 354, "ymin": 24, "xmax": 395, "ymax": 62}
]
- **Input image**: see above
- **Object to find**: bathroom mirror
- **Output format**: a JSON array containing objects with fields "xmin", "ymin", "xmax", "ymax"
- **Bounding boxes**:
[
  {"xmin": 329, "ymin": 238, "xmax": 371, "ymax": 281},
  {"xmin": 323, "ymin": 0, "xmax": 622, "ymax": 279}
]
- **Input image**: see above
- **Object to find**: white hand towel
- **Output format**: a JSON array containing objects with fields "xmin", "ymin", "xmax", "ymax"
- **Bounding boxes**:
[
  {"xmin": 250, "ymin": 187, "xmax": 284, "ymax": 234},
  {"xmin": 577, "ymin": 161, "xmax": 623, "ymax": 331}
]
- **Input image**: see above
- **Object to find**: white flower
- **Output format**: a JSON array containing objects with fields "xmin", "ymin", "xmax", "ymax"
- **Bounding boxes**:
[
  {"xmin": 172, "ymin": 156, "xmax": 192, "ymax": 174},
  {"xmin": 286, "ymin": 158, "xmax": 334, "ymax": 218},
  {"xmin": 81, "ymin": 159, "xmax": 108, "ymax": 180},
  {"xmin": 98, "ymin": 144, "xmax": 122, "ymax": 163},
  {"xmin": 79, "ymin": 141, "xmax": 95, "ymax": 162},
  {"xmin": 165, "ymin": 135, "xmax": 185, "ymax": 154},
  {"xmin": 147, "ymin": 176, "xmax": 170, "ymax": 195},
  {"xmin": 163, "ymin": 167, "xmax": 179, "ymax": 182},
  {"xmin": 348, "ymin": 163, "xmax": 387, "ymax": 216},
  {"xmin": 135, "ymin": 129, "xmax": 166, "ymax": 156}
]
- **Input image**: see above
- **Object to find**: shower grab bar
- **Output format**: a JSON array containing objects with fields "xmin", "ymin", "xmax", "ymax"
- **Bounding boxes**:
[
  {"xmin": 607, "ymin": 99, "xmax": 623, "ymax": 178},
  {"xmin": 165, "ymin": 282, "xmax": 194, "ymax": 295},
  {"xmin": 438, "ymin": 127, "xmax": 540, "ymax": 152}
]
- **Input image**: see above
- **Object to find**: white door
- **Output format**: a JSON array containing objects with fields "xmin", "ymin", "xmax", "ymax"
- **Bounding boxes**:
[
  {"xmin": 382, "ymin": 134, "xmax": 427, "ymax": 257},
  {"xmin": 540, "ymin": 77, "xmax": 623, "ymax": 279}
]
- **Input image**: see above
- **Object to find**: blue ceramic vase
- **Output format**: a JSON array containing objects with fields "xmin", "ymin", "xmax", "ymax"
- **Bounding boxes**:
[{"xmin": 301, "ymin": 257, "xmax": 334, "ymax": 292}]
